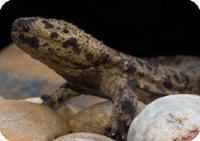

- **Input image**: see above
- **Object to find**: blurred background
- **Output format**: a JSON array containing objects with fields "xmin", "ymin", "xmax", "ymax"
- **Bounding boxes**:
[
  {"xmin": 1, "ymin": 0, "xmax": 200, "ymax": 56},
  {"xmin": 0, "ymin": 0, "xmax": 199, "ymax": 99}
]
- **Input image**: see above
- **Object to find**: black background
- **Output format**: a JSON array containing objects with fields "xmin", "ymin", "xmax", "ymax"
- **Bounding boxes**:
[{"xmin": 0, "ymin": 0, "xmax": 199, "ymax": 57}]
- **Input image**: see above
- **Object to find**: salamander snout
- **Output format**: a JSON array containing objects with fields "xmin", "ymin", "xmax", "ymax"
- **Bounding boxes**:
[{"xmin": 12, "ymin": 17, "xmax": 37, "ymax": 33}]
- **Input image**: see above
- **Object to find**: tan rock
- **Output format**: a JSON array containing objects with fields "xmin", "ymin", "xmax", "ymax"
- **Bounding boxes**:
[
  {"xmin": 0, "ymin": 100, "xmax": 69, "ymax": 141},
  {"xmin": 66, "ymin": 94, "xmax": 108, "ymax": 112},
  {"xmin": 69, "ymin": 101, "xmax": 113, "ymax": 134},
  {"xmin": 68, "ymin": 100, "xmax": 145, "ymax": 134},
  {"xmin": 56, "ymin": 95, "xmax": 108, "ymax": 122},
  {"xmin": 54, "ymin": 132, "xmax": 115, "ymax": 141},
  {"xmin": 57, "ymin": 103, "xmax": 79, "ymax": 122}
]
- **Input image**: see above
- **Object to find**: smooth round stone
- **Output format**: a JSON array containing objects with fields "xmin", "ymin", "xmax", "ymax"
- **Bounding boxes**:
[
  {"xmin": 0, "ymin": 100, "xmax": 69, "ymax": 141},
  {"xmin": 57, "ymin": 95, "xmax": 108, "ymax": 123},
  {"xmin": 54, "ymin": 132, "xmax": 115, "ymax": 141},
  {"xmin": 57, "ymin": 103, "xmax": 79, "ymax": 122},
  {"xmin": 68, "ymin": 100, "xmax": 145, "ymax": 134},
  {"xmin": 69, "ymin": 101, "xmax": 113, "ymax": 134},
  {"xmin": 66, "ymin": 94, "xmax": 108, "ymax": 112},
  {"xmin": 127, "ymin": 94, "xmax": 200, "ymax": 141}
]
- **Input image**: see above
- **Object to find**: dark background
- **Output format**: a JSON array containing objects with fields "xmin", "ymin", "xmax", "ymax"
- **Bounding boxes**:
[{"xmin": 0, "ymin": 0, "xmax": 199, "ymax": 57}]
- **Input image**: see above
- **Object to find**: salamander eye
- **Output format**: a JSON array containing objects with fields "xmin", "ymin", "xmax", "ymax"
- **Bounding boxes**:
[
  {"xmin": 50, "ymin": 32, "xmax": 59, "ymax": 38},
  {"xmin": 63, "ymin": 28, "xmax": 69, "ymax": 33}
]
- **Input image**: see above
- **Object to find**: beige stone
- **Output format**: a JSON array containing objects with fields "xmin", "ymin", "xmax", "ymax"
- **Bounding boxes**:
[
  {"xmin": 68, "ymin": 100, "xmax": 145, "ymax": 134},
  {"xmin": 66, "ymin": 95, "xmax": 108, "ymax": 112},
  {"xmin": 0, "ymin": 100, "xmax": 69, "ymax": 141},
  {"xmin": 69, "ymin": 101, "xmax": 113, "ymax": 134}
]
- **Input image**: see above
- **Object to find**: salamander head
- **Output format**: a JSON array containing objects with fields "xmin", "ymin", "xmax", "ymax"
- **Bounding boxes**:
[{"xmin": 11, "ymin": 17, "xmax": 111, "ymax": 69}]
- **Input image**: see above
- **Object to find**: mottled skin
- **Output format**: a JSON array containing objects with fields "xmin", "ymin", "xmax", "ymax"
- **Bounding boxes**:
[{"xmin": 11, "ymin": 17, "xmax": 200, "ymax": 141}]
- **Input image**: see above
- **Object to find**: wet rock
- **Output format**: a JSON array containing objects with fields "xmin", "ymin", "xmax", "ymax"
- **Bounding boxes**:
[
  {"xmin": 0, "ymin": 100, "xmax": 69, "ymax": 141},
  {"xmin": 54, "ymin": 132, "xmax": 115, "ymax": 141},
  {"xmin": 127, "ymin": 94, "xmax": 200, "ymax": 141}
]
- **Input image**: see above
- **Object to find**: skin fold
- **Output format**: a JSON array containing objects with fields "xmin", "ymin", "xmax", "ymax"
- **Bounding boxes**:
[{"xmin": 11, "ymin": 17, "xmax": 200, "ymax": 141}]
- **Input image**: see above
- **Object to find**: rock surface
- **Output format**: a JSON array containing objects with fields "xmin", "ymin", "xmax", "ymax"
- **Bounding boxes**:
[
  {"xmin": 127, "ymin": 94, "xmax": 200, "ymax": 141},
  {"xmin": 0, "ymin": 100, "xmax": 69, "ymax": 141},
  {"xmin": 69, "ymin": 101, "xmax": 113, "ymax": 134},
  {"xmin": 56, "ymin": 95, "xmax": 109, "ymax": 123},
  {"xmin": 68, "ymin": 100, "xmax": 145, "ymax": 134},
  {"xmin": 0, "ymin": 44, "xmax": 64, "ymax": 99},
  {"xmin": 54, "ymin": 132, "xmax": 115, "ymax": 141},
  {"xmin": 66, "ymin": 95, "xmax": 108, "ymax": 112}
]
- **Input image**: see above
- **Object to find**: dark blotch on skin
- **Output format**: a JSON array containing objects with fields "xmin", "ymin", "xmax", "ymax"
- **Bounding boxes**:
[
  {"xmin": 63, "ymin": 28, "xmax": 69, "ymax": 33},
  {"xmin": 50, "ymin": 32, "xmax": 59, "ymax": 38},
  {"xmin": 124, "ymin": 63, "xmax": 136, "ymax": 73},
  {"xmin": 19, "ymin": 34, "xmax": 39, "ymax": 48},
  {"xmin": 121, "ymin": 100, "xmax": 134, "ymax": 114},
  {"xmin": 163, "ymin": 79, "xmax": 173, "ymax": 90},
  {"xmin": 143, "ymin": 85, "xmax": 149, "ymax": 91},
  {"xmin": 86, "ymin": 53, "xmax": 93, "ymax": 61},
  {"xmin": 42, "ymin": 20, "xmax": 54, "ymax": 28},
  {"xmin": 138, "ymin": 72, "xmax": 145, "ymax": 78},
  {"xmin": 62, "ymin": 38, "xmax": 79, "ymax": 48},
  {"xmin": 127, "ymin": 80, "xmax": 138, "ymax": 92},
  {"xmin": 174, "ymin": 74, "xmax": 180, "ymax": 83},
  {"xmin": 43, "ymin": 42, "xmax": 49, "ymax": 47}
]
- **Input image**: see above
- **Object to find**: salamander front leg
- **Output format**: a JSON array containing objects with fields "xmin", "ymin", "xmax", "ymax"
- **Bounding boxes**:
[{"xmin": 105, "ymin": 79, "xmax": 139, "ymax": 141}]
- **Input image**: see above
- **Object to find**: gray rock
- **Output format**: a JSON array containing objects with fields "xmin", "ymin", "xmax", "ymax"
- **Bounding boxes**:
[
  {"xmin": 127, "ymin": 94, "xmax": 200, "ymax": 141},
  {"xmin": 54, "ymin": 132, "xmax": 115, "ymax": 141}
]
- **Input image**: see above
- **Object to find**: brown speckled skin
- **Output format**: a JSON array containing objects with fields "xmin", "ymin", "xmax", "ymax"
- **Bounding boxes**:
[{"xmin": 11, "ymin": 17, "xmax": 200, "ymax": 141}]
